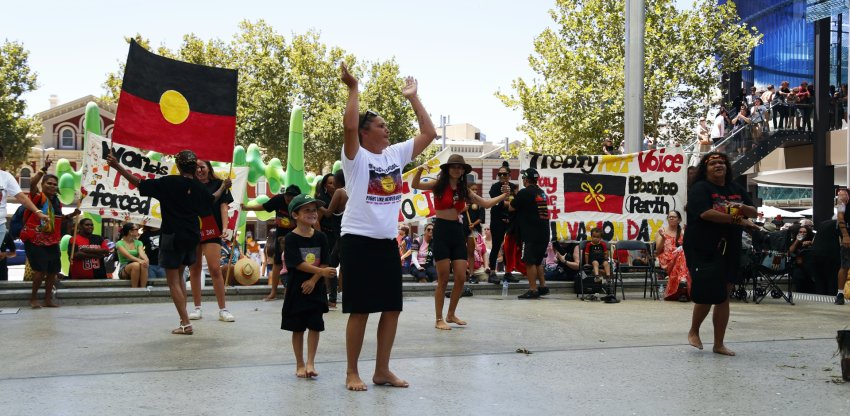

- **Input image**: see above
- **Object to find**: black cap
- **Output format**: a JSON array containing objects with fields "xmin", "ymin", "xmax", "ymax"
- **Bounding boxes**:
[
  {"xmin": 284, "ymin": 184, "xmax": 302, "ymax": 196},
  {"xmin": 522, "ymin": 168, "xmax": 539, "ymax": 181}
]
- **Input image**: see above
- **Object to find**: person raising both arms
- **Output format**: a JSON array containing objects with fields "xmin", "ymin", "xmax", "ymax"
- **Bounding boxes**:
[
  {"xmin": 338, "ymin": 62, "xmax": 436, "ymax": 391},
  {"xmin": 411, "ymin": 154, "xmax": 508, "ymax": 330}
]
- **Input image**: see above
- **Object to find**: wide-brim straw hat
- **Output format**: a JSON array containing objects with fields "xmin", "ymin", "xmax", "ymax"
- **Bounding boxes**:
[
  {"xmin": 233, "ymin": 258, "xmax": 261, "ymax": 286},
  {"xmin": 440, "ymin": 154, "xmax": 472, "ymax": 175}
]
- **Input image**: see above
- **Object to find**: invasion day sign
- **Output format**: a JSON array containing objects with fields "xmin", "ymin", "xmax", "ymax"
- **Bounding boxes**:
[
  {"xmin": 80, "ymin": 133, "xmax": 248, "ymax": 236},
  {"xmin": 520, "ymin": 147, "xmax": 687, "ymax": 242}
]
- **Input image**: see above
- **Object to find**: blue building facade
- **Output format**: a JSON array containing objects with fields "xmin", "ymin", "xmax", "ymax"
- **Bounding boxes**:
[{"xmin": 725, "ymin": 0, "xmax": 847, "ymax": 88}]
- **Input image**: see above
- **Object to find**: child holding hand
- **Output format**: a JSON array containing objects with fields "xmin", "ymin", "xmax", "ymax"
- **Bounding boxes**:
[{"xmin": 281, "ymin": 194, "xmax": 337, "ymax": 379}]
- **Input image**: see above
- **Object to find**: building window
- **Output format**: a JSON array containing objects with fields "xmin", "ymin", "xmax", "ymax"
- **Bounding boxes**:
[
  {"xmin": 19, "ymin": 168, "xmax": 31, "ymax": 190},
  {"xmin": 59, "ymin": 128, "xmax": 75, "ymax": 149},
  {"xmin": 256, "ymin": 179, "xmax": 267, "ymax": 196}
]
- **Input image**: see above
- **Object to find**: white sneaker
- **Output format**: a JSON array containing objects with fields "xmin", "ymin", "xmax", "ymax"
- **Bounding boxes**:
[
  {"xmin": 188, "ymin": 308, "xmax": 202, "ymax": 320},
  {"xmin": 218, "ymin": 309, "xmax": 235, "ymax": 322}
]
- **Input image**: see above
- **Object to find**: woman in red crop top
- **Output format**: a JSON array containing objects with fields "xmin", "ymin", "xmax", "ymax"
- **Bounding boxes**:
[{"xmin": 412, "ymin": 154, "xmax": 509, "ymax": 330}]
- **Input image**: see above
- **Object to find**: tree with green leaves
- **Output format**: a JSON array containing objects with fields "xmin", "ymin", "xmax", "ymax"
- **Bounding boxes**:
[
  {"xmin": 497, "ymin": 0, "xmax": 761, "ymax": 155},
  {"xmin": 0, "ymin": 40, "xmax": 42, "ymax": 170},
  {"xmin": 103, "ymin": 21, "xmax": 418, "ymax": 172}
]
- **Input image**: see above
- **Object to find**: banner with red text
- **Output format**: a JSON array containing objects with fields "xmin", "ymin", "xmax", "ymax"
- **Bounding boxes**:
[
  {"xmin": 520, "ymin": 148, "xmax": 687, "ymax": 242},
  {"xmin": 397, "ymin": 150, "xmax": 451, "ymax": 223}
]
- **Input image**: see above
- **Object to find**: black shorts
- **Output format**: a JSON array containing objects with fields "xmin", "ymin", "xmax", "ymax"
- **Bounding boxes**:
[
  {"xmin": 521, "ymin": 240, "xmax": 547, "ymax": 265},
  {"xmin": 201, "ymin": 237, "xmax": 222, "ymax": 246},
  {"xmin": 281, "ymin": 310, "xmax": 325, "ymax": 332},
  {"xmin": 431, "ymin": 218, "xmax": 467, "ymax": 261},
  {"xmin": 158, "ymin": 234, "xmax": 198, "ymax": 269},
  {"xmin": 24, "ymin": 242, "xmax": 60, "ymax": 274},
  {"xmin": 588, "ymin": 254, "xmax": 606, "ymax": 265},
  {"xmin": 339, "ymin": 234, "xmax": 402, "ymax": 313}
]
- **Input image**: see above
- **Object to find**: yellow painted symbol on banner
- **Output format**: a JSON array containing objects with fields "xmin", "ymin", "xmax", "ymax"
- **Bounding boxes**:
[
  {"xmin": 160, "ymin": 90, "xmax": 190, "ymax": 125},
  {"xmin": 581, "ymin": 182, "xmax": 605, "ymax": 211}
]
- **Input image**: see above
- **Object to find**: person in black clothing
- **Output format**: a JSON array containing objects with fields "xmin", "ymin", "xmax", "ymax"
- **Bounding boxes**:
[
  {"xmin": 684, "ymin": 152, "xmax": 757, "ymax": 356},
  {"xmin": 0, "ymin": 233, "xmax": 16, "ymax": 281},
  {"xmin": 787, "ymin": 223, "xmax": 814, "ymax": 293},
  {"xmin": 187, "ymin": 160, "xmax": 236, "ymax": 322},
  {"xmin": 281, "ymin": 193, "xmax": 336, "ymax": 379},
  {"xmin": 315, "ymin": 172, "xmax": 339, "ymax": 307},
  {"xmin": 139, "ymin": 226, "xmax": 165, "ymax": 278},
  {"xmin": 463, "ymin": 182, "xmax": 486, "ymax": 282},
  {"xmin": 509, "ymin": 168, "xmax": 551, "ymax": 299},
  {"xmin": 488, "ymin": 161, "xmax": 519, "ymax": 284},
  {"xmin": 243, "ymin": 184, "xmax": 301, "ymax": 301},
  {"xmin": 812, "ymin": 218, "xmax": 841, "ymax": 296},
  {"xmin": 108, "ymin": 149, "xmax": 227, "ymax": 335}
]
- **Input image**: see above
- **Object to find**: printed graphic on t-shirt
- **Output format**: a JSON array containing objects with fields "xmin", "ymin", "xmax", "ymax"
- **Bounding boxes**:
[
  {"xmin": 277, "ymin": 211, "xmax": 294, "ymax": 229},
  {"xmin": 366, "ymin": 163, "xmax": 402, "ymax": 205},
  {"xmin": 710, "ymin": 192, "xmax": 743, "ymax": 213},
  {"xmin": 300, "ymin": 247, "xmax": 321, "ymax": 266},
  {"xmin": 534, "ymin": 191, "xmax": 549, "ymax": 220},
  {"xmin": 149, "ymin": 235, "xmax": 160, "ymax": 250}
]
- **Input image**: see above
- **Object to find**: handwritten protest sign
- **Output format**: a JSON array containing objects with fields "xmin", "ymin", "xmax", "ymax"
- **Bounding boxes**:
[
  {"xmin": 80, "ymin": 133, "xmax": 248, "ymax": 236},
  {"xmin": 520, "ymin": 148, "xmax": 687, "ymax": 242},
  {"xmin": 397, "ymin": 151, "xmax": 450, "ymax": 223}
]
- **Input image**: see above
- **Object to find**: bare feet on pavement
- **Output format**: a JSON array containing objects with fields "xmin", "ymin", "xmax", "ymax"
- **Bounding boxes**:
[
  {"xmin": 446, "ymin": 315, "xmax": 467, "ymax": 326},
  {"xmin": 687, "ymin": 331, "xmax": 703, "ymax": 350},
  {"xmin": 373, "ymin": 370, "xmax": 408, "ymax": 388},
  {"xmin": 713, "ymin": 345, "xmax": 736, "ymax": 356},
  {"xmin": 346, "ymin": 372, "xmax": 368, "ymax": 391},
  {"xmin": 435, "ymin": 319, "xmax": 451, "ymax": 330},
  {"xmin": 296, "ymin": 366, "xmax": 308, "ymax": 378},
  {"xmin": 306, "ymin": 365, "xmax": 318, "ymax": 378}
]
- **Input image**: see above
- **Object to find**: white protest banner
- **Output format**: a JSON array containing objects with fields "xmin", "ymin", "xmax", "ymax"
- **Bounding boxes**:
[
  {"xmin": 397, "ymin": 150, "xmax": 451, "ymax": 223},
  {"xmin": 212, "ymin": 166, "xmax": 248, "ymax": 241},
  {"xmin": 520, "ymin": 147, "xmax": 687, "ymax": 242},
  {"xmin": 80, "ymin": 133, "xmax": 174, "ymax": 226}
]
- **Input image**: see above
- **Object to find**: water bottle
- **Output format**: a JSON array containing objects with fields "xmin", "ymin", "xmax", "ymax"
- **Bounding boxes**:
[{"xmin": 502, "ymin": 280, "xmax": 509, "ymax": 297}]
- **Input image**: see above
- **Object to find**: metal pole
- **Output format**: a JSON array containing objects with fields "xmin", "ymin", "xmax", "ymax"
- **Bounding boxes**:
[
  {"xmin": 441, "ymin": 115, "xmax": 447, "ymax": 150},
  {"xmin": 624, "ymin": 0, "xmax": 645, "ymax": 153}
]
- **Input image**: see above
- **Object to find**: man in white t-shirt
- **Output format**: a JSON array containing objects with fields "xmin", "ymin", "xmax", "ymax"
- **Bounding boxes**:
[
  {"xmin": 338, "ymin": 63, "xmax": 436, "ymax": 391},
  {"xmin": 0, "ymin": 147, "xmax": 50, "ymax": 242}
]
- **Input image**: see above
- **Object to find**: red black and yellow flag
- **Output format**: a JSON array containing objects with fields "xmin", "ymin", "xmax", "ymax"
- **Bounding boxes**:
[
  {"xmin": 563, "ymin": 173, "xmax": 626, "ymax": 214},
  {"xmin": 112, "ymin": 39, "xmax": 237, "ymax": 162}
]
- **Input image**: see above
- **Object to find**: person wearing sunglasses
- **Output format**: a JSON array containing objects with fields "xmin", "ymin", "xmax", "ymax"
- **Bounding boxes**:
[
  {"xmin": 487, "ymin": 161, "xmax": 519, "ymax": 284},
  {"xmin": 338, "ymin": 62, "xmax": 437, "ymax": 391}
]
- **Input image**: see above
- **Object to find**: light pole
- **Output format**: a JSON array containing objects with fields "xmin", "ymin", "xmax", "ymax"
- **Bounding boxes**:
[{"xmin": 31, "ymin": 146, "xmax": 55, "ymax": 170}]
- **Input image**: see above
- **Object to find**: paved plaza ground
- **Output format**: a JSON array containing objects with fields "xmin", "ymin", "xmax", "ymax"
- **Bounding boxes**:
[{"xmin": 1, "ymin": 290, "xmax": 849, "ymax": 415}]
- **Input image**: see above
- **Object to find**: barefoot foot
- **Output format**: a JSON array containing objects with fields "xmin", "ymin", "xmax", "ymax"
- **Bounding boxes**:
[
  {"xmin": 435, "ymin": 319, "xmax": 451, "ymax": 330},
  {"xmin": 30, "ymin": 301, "xmax": 42, "ymax": 309},
  {"xmin": 713, "ymin": 345, "xmax": 736, "ymax": 356},
  {"xmin": 296, "ymin": 366, "xmax": 308, "ymax": 378},
  {"xmin": 687, "ymin": 332, "xmax": 703, "ymax": 350},
  {"xmin": 446, "ymin": 315, "xmax": 467, "ymax": 326},
  {"xmin": 43, "ymin": 301, "xmax": 59, "ymax": 308},
  {"xmin": 346, "ymin": 373, "xmax": 368, "ymax": 391},
  {"xmin": 262, "ymin": 295, "xmax": 277, "ymax": 302},
  {"xmin": 306, "ymin": 365, "xmax": 318, "ymax": 378},
  {"xmin": 373, "ymin": 370, "xmax": 409, "ymax": 388}
]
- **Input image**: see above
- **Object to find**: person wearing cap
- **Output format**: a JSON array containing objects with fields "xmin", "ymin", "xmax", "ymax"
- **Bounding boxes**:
[
  {"xmin": 508, "ymin": 168, "xmax": 551, "ymax": 299},
  {"xmin": 339, "ymin": 62, "xmax": 437, "ymax": 391},
  {"xmin": 107, "ymin": 149, "xmax": 230, "ymax": 335},
  {"xmin": 412, "ymin": 154, "xmax": 509, "ymax": 330},
  {"xmin": 487, "ymin": 161, "xmax": 520, "ymax": 284},
  {"xmin": 242, "ymin": 184, "xmax": 302, "ymax": 301},
  {"xmin": 282, "ymin": 193, "xmax": 336, "ymax": 379}
]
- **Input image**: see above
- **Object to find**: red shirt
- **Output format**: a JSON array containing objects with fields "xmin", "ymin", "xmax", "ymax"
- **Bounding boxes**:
[
  {"xmin": 68, "ymin": 234, "xmax": 109, "ymax": 279},
  {"xmin": 20, "ymin": 192, "xmax": 63, "ymax": 246}
]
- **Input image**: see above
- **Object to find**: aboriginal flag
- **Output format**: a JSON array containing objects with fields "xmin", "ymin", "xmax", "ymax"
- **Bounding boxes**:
[
  {"xmin": 563, "ymin": 173, "xmax": 626, "ymax": 214},
  {"xmin": 112, "ymin": 39, "xmax": 237, "ymax": 162}
]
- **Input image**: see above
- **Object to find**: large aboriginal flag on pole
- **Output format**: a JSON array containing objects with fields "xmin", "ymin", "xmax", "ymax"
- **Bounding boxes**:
[
  {"xmin": 112, "ymin": 39, "xmax": 238, "ymax": 162},
  {"xmin": 563, "ymin": 173, "xmax": 626, "ymax": 214}
]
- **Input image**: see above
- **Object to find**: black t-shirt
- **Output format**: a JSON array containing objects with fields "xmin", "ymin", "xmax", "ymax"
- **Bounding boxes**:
[
  {"xmin": 683, "ymin": 180, "xmax": 753, "ymax": 258},
  {"xmin": 316, "ymin": 193, "xmax": 340, "ymax": 237},
  {"xmin": 139, "ymin": 229, "xmax": 161, "ymax": 266},
  {"xmin": 489, "ymin": 181, "xmax": 518, "ymax": 224},
  {"xmin": 263, "ymin": 194, "xmax": 296, "ymax": 237},
  {"xmin": 201, "ymin": 178, "xmax": 234, "ymax": 232},
  {"xmin": 511, "ymin": 184, "xmax": 550, "ymax": 243},
  {"xmin": 282, "ymin": 231, "xmax": 329, "ymax": 315},
  {"xmin": 137, "ymin": 175, "xmax": 212, "ymax": 247},
  {"xmin": 812, "ymin": 219, "xmax": 840, "ymax": 260},
  {"xmin": 463, "ymin": 203, "xmax": 486, "ymax": 233}
]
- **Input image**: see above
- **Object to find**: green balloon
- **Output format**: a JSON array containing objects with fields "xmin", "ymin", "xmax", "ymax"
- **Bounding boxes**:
[
  {"xmin": 284, "ymin": 106, "xmax": 310, "ymax": 195},
  {"xmin": 147, "ymin": 151, "xmax": 162, "ymax": 162},
  {"xmin": 233, "ymin": 145, "xmax": 247, "ymax": 166},
  {"xmin": 84, "ymin": 102, "xmax": 102, "ymax": 136},
  {"xmin": 58, "ymin": 173, "xmax": 76, "ymax": 205},
  {"xmin": 60, "ymin": 235, "xmax": 71, "ymax": 275},
  {"xmin": 332, "ymin": 160, "xmax": 342, "ymax": 173},
  {"xmin": 246, "ymin": 144, "xmax": 265, "ymax": 185},
  {"xmin": 266, "ymin": 158, "xmax": 284, "ymax": 194}
]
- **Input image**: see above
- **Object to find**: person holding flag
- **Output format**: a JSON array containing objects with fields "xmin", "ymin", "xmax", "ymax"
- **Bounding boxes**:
[{"xmin": 107, "ymin": 150, "xmax": 229, "ymax": 335}]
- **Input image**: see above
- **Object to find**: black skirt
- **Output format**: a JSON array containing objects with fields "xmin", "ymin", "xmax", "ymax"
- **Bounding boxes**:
[{"xmin": 339, "ymin": 234, "xmax": 403, "ymax": 313}]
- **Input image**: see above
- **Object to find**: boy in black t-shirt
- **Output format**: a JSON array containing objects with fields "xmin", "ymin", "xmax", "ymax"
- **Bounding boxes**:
[
  {"xmin": 281, "ymin": 193, "xmax": 337, "ymax": 379},
  {"xmin": 108, "ymin": 150, "xmax": 225, "ymax": 335}
]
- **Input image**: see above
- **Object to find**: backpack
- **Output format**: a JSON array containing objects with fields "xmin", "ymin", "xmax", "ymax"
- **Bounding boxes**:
[{"xmin": 8, "ymin": 204, "xmax": 27, "ymax": 240}]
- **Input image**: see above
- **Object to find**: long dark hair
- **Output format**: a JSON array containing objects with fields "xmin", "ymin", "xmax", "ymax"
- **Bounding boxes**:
[
  {"xmin": 333, "ymin": 169, "xmax": 345, "ymax": 188},
  {"xmin": 120, "ymin": 222, "xmax": 137, "ymax": 238},
  {"xmin": 315, "ymin": 173, "xmax": 334, "ymax": 200},
  {"xmin": 670, "ymin": 210, "xmax": 682, "ymax": 247},
  {"xmin": 694, "ymin": 151, "xmax": 733, "ymax": 186},
  {"xmin": 433, "ymin": 165, "xmax": 470, "ymax": 203}
]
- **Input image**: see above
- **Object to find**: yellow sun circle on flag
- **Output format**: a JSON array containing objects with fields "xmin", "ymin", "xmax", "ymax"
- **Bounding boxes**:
[
  {"xmin": 159, "ymin": 90, "xmax": 190, "ymax": 124},
  {"xmin": 305, "ymin": 253, "xmax": 316, "ymax": 265},
  {"xmin": 380, "ymin": 176, "xmax": 396, "ymax": 193}
]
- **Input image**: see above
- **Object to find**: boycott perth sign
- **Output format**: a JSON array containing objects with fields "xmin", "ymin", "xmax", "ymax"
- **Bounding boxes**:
[
  {"xmin": 80, "ymin": 133, "xmax": 248, "ymax": 232},
  {"xmin": 520, "ymin": 148, "xmax": 687, "ymax": 242}
]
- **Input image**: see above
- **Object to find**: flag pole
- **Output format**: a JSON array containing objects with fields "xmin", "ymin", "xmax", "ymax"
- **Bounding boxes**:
[{"xmin": 223, "ymin": 162, "xmax": 237, "ymax": 286}]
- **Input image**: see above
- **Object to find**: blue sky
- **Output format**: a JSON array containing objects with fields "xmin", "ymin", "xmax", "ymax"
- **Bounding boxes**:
[{"xmin": 3, "ymin": 0, "xmax": 693, "ymax": 143}]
